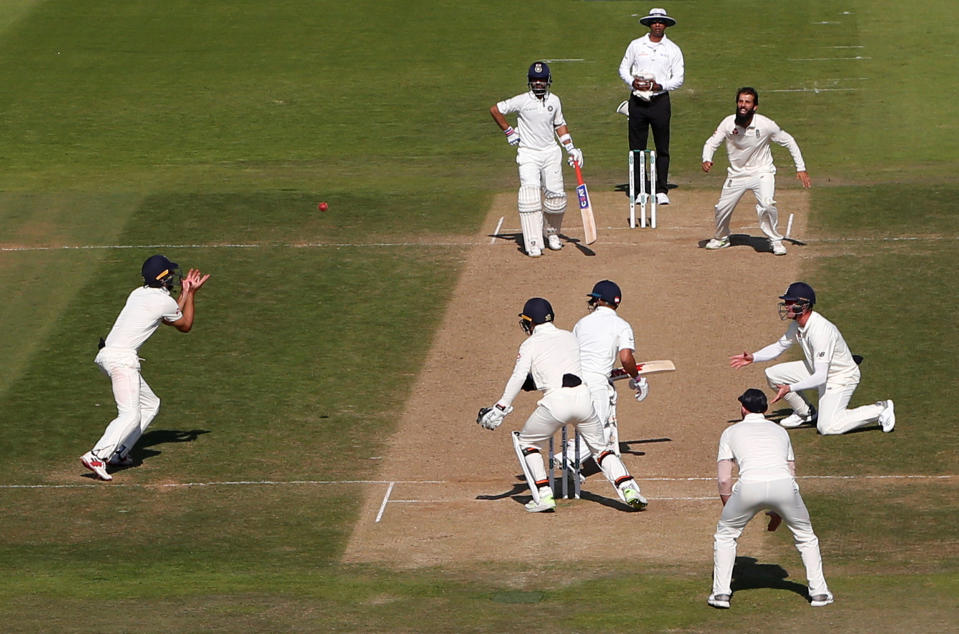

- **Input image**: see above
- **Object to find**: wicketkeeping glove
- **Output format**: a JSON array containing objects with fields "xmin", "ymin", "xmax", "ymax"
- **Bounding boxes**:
[
  {"xmin": 628, "ymin": 376, "xmax": 649, "ymax": 402},
  {"xmin": 476, "ymin": 402, "xmax": 513, "ymax": 430},
  {"xmin": 566, "ymin": 147, "xmax": 584, "ymax": 168},
  {"xmin": 504, "ymin": 126, "xmax": 520, "ymax": 146}
]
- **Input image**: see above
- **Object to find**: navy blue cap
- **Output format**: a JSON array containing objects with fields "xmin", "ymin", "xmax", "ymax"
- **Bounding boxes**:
[
  {"xmin": 779, "ymin": 281, "xmax": 816, "ymax": 305},
  {"xmin": 588, "ymin": 280, "xmax": 622, "ymax": 306},
  {"xmin": 141, "ymin": 254, "xmax": 179, "ymax": 287},
  {"xmin": 520, "ymin": 297, "xmax": 554, "ymax": 325}
]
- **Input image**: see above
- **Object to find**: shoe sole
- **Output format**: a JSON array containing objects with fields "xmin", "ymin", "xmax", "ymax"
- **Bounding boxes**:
[
  {"xmin": 880, "ymin": 401, "xmax": 895, "ymax": 432},
  {"xmin": 705, "ymin": 243, "xmax": 730, "ymax": 250},
  {"xmin": 627, "ymin": 499, "xmax": 648, "ymax": 511}
]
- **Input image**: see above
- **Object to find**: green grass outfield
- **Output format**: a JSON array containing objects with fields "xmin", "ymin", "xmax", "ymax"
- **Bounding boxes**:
[{"xmin": 1, "ymin": 1, "xmax": 956, "ymax": 630}]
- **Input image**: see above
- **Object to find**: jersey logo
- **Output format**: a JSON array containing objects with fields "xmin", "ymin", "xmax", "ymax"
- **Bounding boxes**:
[
  {"xmin": 755, "ymin": 129, "xmax": 761, "ymax": 138},
  {"xmin": 818, "ymin": 351, "xmax": 826, "ymax": 358},
  {"xmin": 548, "ymin": 105, "xmax": 554, "ymax": 112}
]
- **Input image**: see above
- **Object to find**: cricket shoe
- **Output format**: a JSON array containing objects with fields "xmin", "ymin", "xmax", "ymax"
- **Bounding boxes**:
[
  {"xmin": 878, "ymin": 399, "xmax": 895, "ymax": 432},
  {"xmin": 524, "ymin": 492, "xmax": 556, "ymax": 513},
  {"xmin": 810, "ymin": 592, "xmax": 834, "ymax": 607},
  {"xmin": 707, "ymin": 594, "xmax": 731, "ymax": 609},
  {"xmin": 107, "ymin": 454, "xmax": 136, "ymax": 467},
  {"xmin": 705, "ymin": 237, "xmax": 730, "ymax": 250},
  {"xmin": 527, "ymin": 247, "xmax": 543, "ymax": 257},
  {"xmin": 623, "ymin": 487, "xmax": 648, "ymax": 511},
  {"xmin": 780, "ymin": 407, "xmax": 817, "ymax": 429},
  {"xmin": 656, "ymin": 192, "xmax": 670, "ymax": 205},
  {"xmin": 771, "ymin": 240, "xmax": 787, "ymax": 256},
  {"xmin": 80, "ymin": 452, "xmax": 113, "ymax": 481},
  {"xmin": 546, "ymin": 234, "xmax": 563, "ymax": 250}
]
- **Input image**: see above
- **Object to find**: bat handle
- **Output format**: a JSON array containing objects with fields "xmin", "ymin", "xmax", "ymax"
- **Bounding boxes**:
[{"xmin": 573, "ymin": 161, "xmax": 584, "ymax": 186}]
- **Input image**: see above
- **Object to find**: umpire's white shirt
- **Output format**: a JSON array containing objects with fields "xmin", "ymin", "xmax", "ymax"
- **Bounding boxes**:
[
  {"xmin": 499, "ymin": 322, "xmax": 582, "ymax": 408},
  {"xmin": 618, "ymin": 34, "xmax": 685, "ymax": 93},
  {"xmin": 573, "ymin": 306, "xmax": 635, "ymax": 380},
  {"xmin": 702, "ymin": 113, "xmax": 806, "ymax": 177},
  {"xmin": 717, "ymin": 413, "xmax": 794, "ymax": 483},
  {"xmin": 496, "ymin": 92, "xmax": 566, "ymax": 152},
  {"xmin": 102, "ymin": 286, "xmax": 181, "ymax": 352},
  {"xmin": 780, "ymin": 311, "xmax": 861, "ymax": 385}
]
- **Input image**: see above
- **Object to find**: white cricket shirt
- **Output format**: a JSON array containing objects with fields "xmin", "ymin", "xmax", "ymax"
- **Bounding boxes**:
[
  {"xmin": 781, "ymin": 311, "xmax": 861, "ymax": 385},
  {"xmin": 499, "ymin": 322, "xmax": 582, "ymax": 407},
  {"xmin": 102, "ymin": 286, "xmax": 182, "ymax": 352},
  {"xmin": 495, "ymin": 92, "xmax": 566, "ymax": 152},
  {"xmin": 573, "ymin": 306, "xmax": 636, "ymax": 379},
  {"xmin": 702, "ymin": 113, "xmax": 806, "ymax": 177},
  {"xmin": 717, "ymin": 413, "xmax": 795, "ymax": 482},
  {"xmin": 618, "ymin": 34, "xmax": 685, "ymax": 94}
]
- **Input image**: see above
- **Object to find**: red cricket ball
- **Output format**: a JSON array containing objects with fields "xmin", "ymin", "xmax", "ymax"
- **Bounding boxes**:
[{"xmin": 318, "ymin": 202, "xmax": 328, "ymax": 212}]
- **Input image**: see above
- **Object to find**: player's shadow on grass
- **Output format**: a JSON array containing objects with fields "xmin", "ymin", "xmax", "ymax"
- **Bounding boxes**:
[
  {"xmin": 108, "ymin": 429, "xmax": 210, "ymax": 472},
  {"xmin": 730, "ymin": 556, "xmax": 809, "ymax": 599},
  {"xmin": 697, "ymin": 233, "xmax": 806, "ymax": 253}
]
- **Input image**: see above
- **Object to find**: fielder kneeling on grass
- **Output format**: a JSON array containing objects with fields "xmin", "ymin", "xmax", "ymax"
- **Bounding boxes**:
[
  {"xmin": 476, "ymin": 298, "xmax": 647, "ymax": 512},
  {"xmin": 730, "ymin": 281, "xmax": 895, "ymax": 435},
  {"xmin": 708, "ymin": 388, "xmax": 833, "ymax": 610}
]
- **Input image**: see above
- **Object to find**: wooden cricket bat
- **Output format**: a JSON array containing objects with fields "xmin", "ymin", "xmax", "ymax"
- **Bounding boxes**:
[
  {"xmin": 573, "ymin": 161, "xmax": 598, "ymax": 244},
  {"xmin": 609, "ymin": 360, "xmax": 676, "ymax": 381}
]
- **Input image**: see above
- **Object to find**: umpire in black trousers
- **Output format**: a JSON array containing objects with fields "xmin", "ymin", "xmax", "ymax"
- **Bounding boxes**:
[{"xmin": 619, "ymin": 7, "xmax": 685, "ymax": 204}]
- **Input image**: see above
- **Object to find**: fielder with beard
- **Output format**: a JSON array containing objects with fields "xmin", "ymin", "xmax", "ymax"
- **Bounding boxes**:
[{"xmin": 701, "ymin": 87, "xmax": 811, "ymax": 256}]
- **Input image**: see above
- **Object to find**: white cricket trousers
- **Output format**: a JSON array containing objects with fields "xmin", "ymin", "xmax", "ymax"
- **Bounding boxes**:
[
  {"xmin": 765, "ymin": 361, "xmax": 884, "ymax": 435},
  {"xmin": 518, "ymin": 384, "xmax": 633, "ymax": 490},
  {"xmin": 712, "ymin": 478, "xmax": 830, "ymax": 597},
  {"xmin": 517, "ymin": 145, "xmax": 564, "ymax": 193},
  {"xmin": 91, "ymin": 348, "xmax": 161, "ymax": 460},
  {"xmin": 713, "ymin": 171, "xmax": 782, "ymax": 241}
]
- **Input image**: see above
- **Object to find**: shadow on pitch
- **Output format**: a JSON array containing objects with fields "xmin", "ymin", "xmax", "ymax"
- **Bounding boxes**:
[
  {"xmin": 697, "ymin": 233, "xmax": 806, "ymax": 253},
  {"xmin": 108, "ymin": 428, "xmax": 210, "ymax": 472},
  {"xmin": 487, "ymin": 230, "xmax": 595, "ymax": 257},
  {"xmin": 730, "ymin": 556, "xmax": 809, "ymax": 599}
]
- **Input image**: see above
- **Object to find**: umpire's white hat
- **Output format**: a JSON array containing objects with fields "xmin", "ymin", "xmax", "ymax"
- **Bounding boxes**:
[{"xmin": 640, "ymin": 8, "xmax": 676, "ymax": 27}]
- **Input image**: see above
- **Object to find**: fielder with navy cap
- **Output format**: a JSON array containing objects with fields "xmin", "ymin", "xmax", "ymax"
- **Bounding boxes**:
[
  {"xmin": 729, "ymin": 282, "xmax": 895, "ymax": 435},
  {"xmin": 80, "ymin": 255, "xmax": 211, "ymax": 481},
  {"xmin": 476, "ymin": 297, "xmax": 646, "ymax": 512},
  {"xmin": 708, "ymin": 388, "xmax": 833, "ymax": 609}
]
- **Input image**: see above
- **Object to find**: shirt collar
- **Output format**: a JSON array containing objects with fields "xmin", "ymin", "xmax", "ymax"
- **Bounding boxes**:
[{"xmin": 742, "ymin": 412, "xmax": 769, "ymax": 423}]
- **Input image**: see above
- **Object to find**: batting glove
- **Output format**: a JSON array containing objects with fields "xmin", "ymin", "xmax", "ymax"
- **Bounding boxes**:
[
  {"xmin": 504, "ymin": 126, "xmax": 520, "ymax": 146},
  {"xmin": 628, "ymin": 376, "xmax": 649, "ymax": 402},
  {"xmin": 566, "ymin": 147, "xmax": 584, "ymax": 168},
  {"xmin": 477, "ymin": 403, "xmax": 513, "ymax": 430}
]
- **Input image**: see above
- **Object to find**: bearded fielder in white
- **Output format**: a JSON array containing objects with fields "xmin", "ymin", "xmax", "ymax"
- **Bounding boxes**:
[
  {"xmin": 730, "ymin": 282, "xmax": 895, "ymax": 435},
  {"xmin": 80, "ymin": 255, "xmax": 210, "ymax": 481},
  {"xmin": 702, "ymin": 87, "xmax": 811, "ymax": 256},
  {"xmin": 476, "ymin": 298, "xmax": 646, "ymax": 512},
  {"xmin": 490, "ymin": 61, "xmax": 584, "ymax": 257}
]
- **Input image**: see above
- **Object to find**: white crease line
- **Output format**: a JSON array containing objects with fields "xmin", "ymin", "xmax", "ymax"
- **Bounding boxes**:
[
  {"xmin": 491, "ymin": 216, "xmax": 504, "ymax": 244},
  {"xmin": 375, "ymin": 481, "xmax": 395, "ymax": 523},
  {"xmin": 767, "ymin": 88, "xmax": 858, "ymax": 93},
  {"xmin": 788, "ymin": 56, "xmax": 871, "ymax": 61}
]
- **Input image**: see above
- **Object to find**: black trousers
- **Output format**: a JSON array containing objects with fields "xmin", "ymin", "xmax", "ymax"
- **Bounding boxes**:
[{"xmin": 628, "ymin": 92, "xmax": 671, "ymax": 191}]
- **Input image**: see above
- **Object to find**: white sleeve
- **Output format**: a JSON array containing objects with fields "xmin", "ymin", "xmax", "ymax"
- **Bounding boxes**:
[
  {"xmin": 661, "ymin": 44, "xmax": 684, "ymax": 92},
  {"xmin": 770, "ymin": 126, "xmax": 806, "ymax": 172},
  {"xmin": 618, "ymin": 44, "xmax": 635, "ymax": 87},
  {"xmin": 496, "ymin": 95, "xmax": 520, "ymax": 116},
  {"xmin": 551, "ymin": 98, "xmax": 566, "ymax": 129},
  {"xmin": 789, "ymin": 359, "xmax": 828, "ymax": 392},
  {"xmin": 498, "ymin": 346, "xmax": 533, "ymax": 407},
  {"xmin": 702, "ymin": 123, "xmax": 726, "ymax": 162},
  {"xmin": 752, "ymin": 332, "xmax": 793, "ymax": 362}
]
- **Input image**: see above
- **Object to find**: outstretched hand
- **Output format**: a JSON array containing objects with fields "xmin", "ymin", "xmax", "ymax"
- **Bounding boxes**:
[
  {"xmin": 797, "ymin": 171, "xmax": 812, "ymax": 188},
  {"xmin": 729, "ymin": 352, "xmax": 753, "ymax": 369},
  {"xmin": 770, "ymin": 383, "xmax": 791, "ymax": 404},
  {"xmin": 181, "ymin": 268, "xmax": 211, "ymax": 294}
]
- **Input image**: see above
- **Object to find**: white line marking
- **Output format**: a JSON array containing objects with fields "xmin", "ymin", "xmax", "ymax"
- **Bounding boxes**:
[
  {"xmin": 767, "ymin": 88, "xmax": 858, "ymax": 93},
  {"xmin": 491, "ymin": 216, "xmax": 504, "ymax": 244},
  {"xmin": 786, "ymin": 213, "xmax": 794, "ymax": 239},
  {"xmin": 375, "ymin": 481, "xmax": 395, "ymax": 523},
  {"xmin": 543, "ymin": 58, "xmax": 585, "ymax": 63},
  {"xmin": 788, "ymin": 56, "xmax": 871, "ymax": 61},
  {"xmin": 1, "ymin": 474, "xmax": 951, "ymax": 491},
  {"xmin": 826, "ymin": 45, "xmax": 865, "ymax": 49}
]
